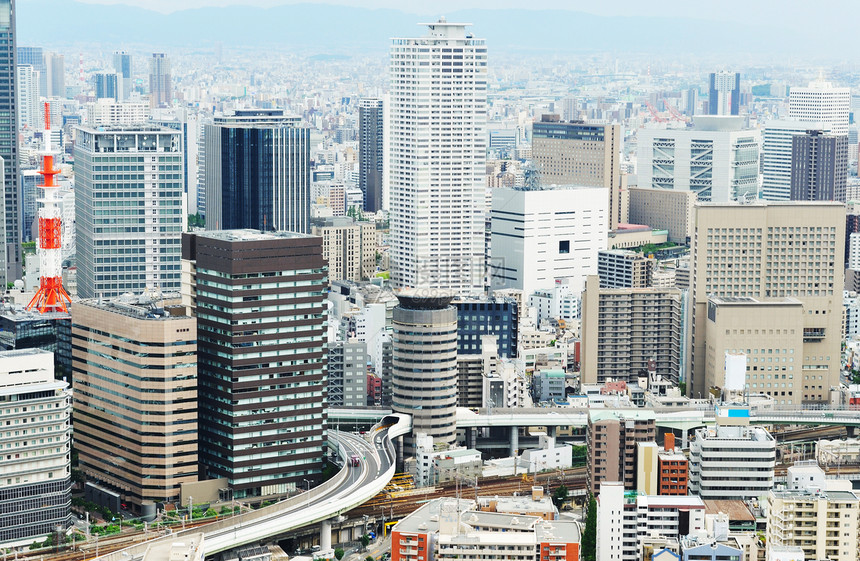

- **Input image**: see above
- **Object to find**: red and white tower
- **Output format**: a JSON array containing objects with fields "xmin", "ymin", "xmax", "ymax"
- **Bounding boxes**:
[{"xmin": 26, "ymin": 102, "xmax": 71, "ymax": 313}]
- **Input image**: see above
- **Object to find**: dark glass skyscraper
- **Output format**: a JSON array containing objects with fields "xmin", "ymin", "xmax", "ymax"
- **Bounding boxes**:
[
  {"xmin": 708, "ymin": 71, "xmax": 740, "ymax": 116},
  {"xmin": 94, "ymin": 72, "xmax": 117, "ymax": 99},
  {"xmin": 149, "ymin": 52, "xmax": 171, "ymax": 108},
  {"xmin": 113, "ymin": 50, "xmax": 132, "ymax": 100},
  {"xmin": 0, "ymin": 1, "xmax": 19, "ymax": 286},
  {"xmin": 204, "ymin": 110, "xmax": 310, "ymax": 233},
  {"xmin": 358, "ymin": 98, "xmax": 383, "ymax": 212},
  {"xmin": 790, "ymin": 130, "xmax": 848, "ymax": 202}
]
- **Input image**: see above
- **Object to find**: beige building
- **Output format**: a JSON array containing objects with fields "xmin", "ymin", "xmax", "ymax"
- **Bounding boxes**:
[
  {"xmin": 767, "ymin": 487, "xmax": 859, "ymax": 561},
  {"xmin": 72, "ymin": 297, "xmax": 198, "ymax": 511},
  {"xmin": 311, "ymin": 217, "xmax": 377, "ymax": 283},
  {"xmin": 531, "ymin": 114, "xmax": 623, "ymax": 229},
  {"xmin": 581, "ymin": 275, "xmax": 683, "ymax": 385},
  {"xmin": 688, "ymin": 202, "xmax": 845, "ymax": 403},
  {"xmin": 628, "ymin": 187, "xmax": 695, "ymax": 244},
  {"xmin": 704, "ymin": 296, "xmax": 805, "ymax": 405},
  {"xmin": 587, "ymin": 409, "xmax": 656, "ymax": 495}
]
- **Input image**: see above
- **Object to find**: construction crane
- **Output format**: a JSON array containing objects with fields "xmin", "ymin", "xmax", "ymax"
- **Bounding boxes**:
[
  {"xmin": 662, "ymin": 98, "xmax": 690, "ymax": 123},
  {"xmin": 644, "ymin": 101, "xmax": 667, "ymax": 123}
]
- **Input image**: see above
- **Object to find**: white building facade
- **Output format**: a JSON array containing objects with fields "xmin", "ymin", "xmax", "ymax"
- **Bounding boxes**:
[
  {"xmin": 788, "ymin": 80, "xmax": 850, "ymax": 136},
  {"xmin": 637, "ymin": 116, "xmax": 760, "ymax": 202},
  {"xmin": 389, "ymin": 19, "xmax": 487, "ymax": 294},
  {"xmin": 490, "ymin": 186, "xmax": 607, "ymax": 296}
]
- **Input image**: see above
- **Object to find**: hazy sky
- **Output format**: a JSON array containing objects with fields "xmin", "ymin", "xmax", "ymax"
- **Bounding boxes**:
[{"xmin": 68, "ymin": 0, "xmax": 840, "ymax": 30}]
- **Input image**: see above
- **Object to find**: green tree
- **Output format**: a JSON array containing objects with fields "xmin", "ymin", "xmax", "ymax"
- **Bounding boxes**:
[
  {"xmin": 360, "ymin": 534, "xmax": 371, "ymax": 549},
  {"xmin": 366, "ymin": 557, "xmax": 375, "ymax": 561},
  {"xmin": 334, "ymin": 548, "xmax": 345, "ymax": 560},
  {"xmin": 581, "ymin": 496, "xmax": 597, "ymax": 561},
  {"xmin": 551, "ymin": 485, "xmax": 568, "ymax": 509}
]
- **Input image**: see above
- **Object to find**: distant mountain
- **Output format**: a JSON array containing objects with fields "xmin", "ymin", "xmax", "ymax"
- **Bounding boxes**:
[{"xmin": 16, "ymin": 1, "xmax": 817, "ymax": 56}]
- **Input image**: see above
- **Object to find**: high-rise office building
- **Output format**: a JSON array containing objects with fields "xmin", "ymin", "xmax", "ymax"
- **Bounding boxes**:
[
  {"xmin": 490, "ymin": 185, "xmax": 607, "ymax": 296},
  {"xmin": 149, "ymin": 53, "xmax": 171, "ymax": 108},
  {"xmin": 790, "ymin": 130, "xmax": 848, "ymax": 202},
  {"xmin": 310, "ymin": 217, "xmax": 377, "ymax": 283},
  {"xmin": 627, "ymin": 187, "xmax": 696, "ymax": 244},
  {"xmin": 183, "ymin": 230, "xmax": 327, "ymax": 499},
  {"xmin": 531, "ymin": 115, "xmax": 623, "ymax": 230},
  {"xmin": 16, "ymin": 64, "xmax": 37, "ymax": 130},
  {"xmin": 637, "ymin": 116, "xmax": 759, "ymax": 202},
  {"xmin": 581, "ymin": 275, "xmax": 683, "ymax": 385},
  {"xmin": 0, "ymin": 349, "xmax": 71, "ymax": 544},
  {"xmin": 389, "ymin": 19, "xmax": 487, "ymax": 294},
  {"xmin": 587, "ymin": 409, "xmax": 656, "ymax": 495},
  {"xmin": 761, "ymin": 120, "xmax": 830, "ymax": 201},
  {"xmin": 358, "ymin": 98, "xmax": 383, "ymax": 212},
  {"xmin": 72, "ymin": 298, "xmax": 198, "ymax": 511},
  {"xmin": 0, "ymin": 2, "xmax": 19, "ymax": 286},
  {"xmin": 45, "ymin": 52, "xmax": 63, "ymax": 98},
  {"xmin": 113, "ymin": 50, "xmax": 132, "ymax": 101},
  {"xmin": 17, "ymin": 45, "xmax": 44, "ymax": 97},
  {"xmin": 392, "ymin": 291, "xmax": 458, "ymax": 455},
  {"xmin": 204, "ymin": 109, "xmax": 310, "ymax": 233},
  {"xmin": 708, "ymin": 71, "xmax": 740, "ymax": 116},
  {"xmin": 687, "ymin": 202, "xmax": 844, "ymax": 403},
  {"xmin": 74, "ymin": 125, "xmax": 184, "ymax": 299},
  {"xmin": 788, "ymin": 79, "xmax": 850, "ymax": 135},
  {"xmin": 94, "ymin": 72, "xmax": 117, "ymax": 99},
  {"xmin": 454, "ymin": 297, "xmax": 518, "ymax": 358}
]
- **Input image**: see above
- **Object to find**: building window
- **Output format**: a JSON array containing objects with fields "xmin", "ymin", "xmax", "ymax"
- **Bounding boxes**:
[{"xmin": 559, "ymin": 240, "xmax": 570, "ymax": 254}]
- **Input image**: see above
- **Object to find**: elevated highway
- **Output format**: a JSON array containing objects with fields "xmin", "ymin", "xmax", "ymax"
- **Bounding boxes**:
[{"xmin": 96, "ymin": 414, "xmax": 412, "ymax": 560}]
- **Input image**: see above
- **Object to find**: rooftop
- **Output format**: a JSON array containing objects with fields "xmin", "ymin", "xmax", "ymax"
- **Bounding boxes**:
[
  {"xmin": 197, "ymin": 229, "xmax": 315, "ymax": 242},
  {"xmin": 703, "ymin": 500, "xmax": 755, "ymax": 522}
]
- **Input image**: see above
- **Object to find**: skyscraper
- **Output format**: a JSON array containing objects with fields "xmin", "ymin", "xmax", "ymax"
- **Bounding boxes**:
[
  {"xmin": 708, "ymin": 71, "xmax": 740, "ymax": 116},
  {"xmin": 113, "ymin": 50, "xmax": 132, "ymax": 101},
  {"xmin": 204, "ymin": 109, "xmax": 310, "ymax": 233},
  {"xmin": 74, "ymin": 125, "xmax": 184, "ymax": 298},
  {"xmin": 0, "ymin": 1, "xmax": 19, "ymax": 286},
  {"xmin": 790, "ymin": 130, "xmax": 848, "ymax": 202},
  {"xmin": 391, "ymin": 291, "xmax": 458, "ymax": 455},
  {"xmin": 16, "ymin": 63, "xmax": 37, "ymax": 129},
  {"xmin": 149, "ymin": 52, "xmax": 171, "ymax": 108},
  {"xmin": 183, "ymin": 230, "xmax": 327, "ymax": 499},
  {"xmin": 94, "ymin": 72, "xmax": 117, "ymax": 99},
  {"xmin": 45, "ymin": 52, "xmax": 63, "ymax": 98},
  {"xmin": 531, "ymin": 115, "xmax": 623, "ymax": 230},
  {"xmin": 358, "ymin": 98, "xmax": 384, "ymax": 212},
  {"xmin": 17, "ymin": 45, "xmax": 44, "ymax": 98},
  {"xmin": 761, "ymin": 120, "xmax": 830, "ymax": 201},
  {"xmin": 789, "ymin": 79, "xmax": 850, "ymax": 135},
  {"xmin": 389, "ymin": 19, "xmax": 487, "ymax": 294},
  {"xmin": 687, "ymin": 202, "xmax": 844, "ymax": 403}
]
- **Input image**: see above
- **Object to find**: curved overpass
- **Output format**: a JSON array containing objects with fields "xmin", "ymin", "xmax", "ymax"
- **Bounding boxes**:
[{"xmin": 96, "ymin": 413, "xmax": 412, "ymax": 560}]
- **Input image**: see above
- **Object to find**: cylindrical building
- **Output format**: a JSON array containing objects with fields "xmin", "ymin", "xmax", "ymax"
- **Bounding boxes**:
[{"xmin": 392, "ymin": 291, "xmax": 458, "ymax": 455}]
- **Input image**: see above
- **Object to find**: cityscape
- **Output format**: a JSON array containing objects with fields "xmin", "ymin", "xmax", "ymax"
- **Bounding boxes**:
[{"xmin": 1, "ymin": 1, "xmax": 860, "ymax": 561}]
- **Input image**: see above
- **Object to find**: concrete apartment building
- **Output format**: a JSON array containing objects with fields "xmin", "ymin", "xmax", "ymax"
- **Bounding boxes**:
[
  {"xmin": 587, "ymin": 409, "xmax": 657, "ymax": 495},
  {"xmin": 311, "ymin": 217, "xmax": 377, "ymax": 283},
  {"xmin": 767, "ymin": 463, "xmax": 859, "ymax": 561},
  {"xmin": 184, "ymin": 230, "xmax": 328, "ymax": 498},
  {"xmin": 392, "ymin": 292, "xmax": 458, "ymax": 455},
  {"xmin": 688, "ymin": 424, "xmax": 775, "ymax": 501},
  {"xmin": 637, "ymin": 116, "xmax": 760, "ymax": 203},
  {"xmin": 704, "ymin": 296, "xmax": 805, "ymax": 405},
  {"xmin": 627, "ymin": 187, "xmax": 696, "ymax": 244},
  {"xmin": 490, "ymin": 185, "xmax": 608, "ymax": 296},
  {"xmin": 328, "ymin": 341, "xmax": 368, "ymax": 407},
  {"xmin": 597, "ymin": 481, "xmax": 705, "ymax": 561},
  {"xmin": 688, "ymin": 202, "xmax": 845, "ymax": 403},
  {"xmin": 391, "ymin": 497, "xmax": 580, "ymax": 561},
  {"xmin": 531, "ymin": 114, "xmax": 623, "ymax": 229},
  {"xmin": 72, "ymin": 297, "xmax": 198, "ymax": 511},
  {"xmin": 581, "ymin": 275, "xmax": 683, "ymax": 385},
  {"xmin": 0, "ymin": 350, "xmax": 71, "ymax": 545},
  {"xmin": 597, "ymin": 249, "xmax": 654, "ymax": 288}
]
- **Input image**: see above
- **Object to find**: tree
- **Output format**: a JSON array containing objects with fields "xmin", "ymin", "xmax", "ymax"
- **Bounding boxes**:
[
  {"xmin": 366, "ymin": 557, "xmax": 375, "ymax": 561},
  {"xmin": 335, "ymin": 548, "xmax": 345, "ymax": 560},
  {"xmin": 581, "ymin": 495, "xmax": 597, "ymax": 561},
  {"xmin": 360, "ymin": 534, "xmax": 371, "ymax": 549},
  {"xmin": 551, "ymin": 484, "xmax": 568, "ymax": 509}
]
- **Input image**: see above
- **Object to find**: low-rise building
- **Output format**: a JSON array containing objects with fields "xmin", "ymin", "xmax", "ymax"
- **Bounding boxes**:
[{"xmin": 689, "ymin": 424, "xmax": 775, "ymax": 501}]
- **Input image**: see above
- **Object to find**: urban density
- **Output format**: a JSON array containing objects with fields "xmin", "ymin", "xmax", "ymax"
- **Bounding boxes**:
[{"xmin": 1, "ymin": 1, "xmax": 860, "ymax": 561}]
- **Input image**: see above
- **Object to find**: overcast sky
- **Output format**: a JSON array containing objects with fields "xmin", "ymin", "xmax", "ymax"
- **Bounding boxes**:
[{"xmin": 67, "ymin": 0, "xmax": 841, "ymax": 31}]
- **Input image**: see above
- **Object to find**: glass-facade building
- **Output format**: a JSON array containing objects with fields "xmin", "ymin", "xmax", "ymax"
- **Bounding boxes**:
[
  {"xmin": 0, "ymin": 1, "xmax": 19, "ymax": 286},
  {"xmin": 204, "ymin": 109, "xmax": 310, "ymax": 234},
  {"xmin": 73, "ymin": 125, "xmax": 184, "ymax": 299},
  {"xmin": 454, "ymin": 297, "xmax": 518, "ymax": 358},
  {"xmin": 0, "ymin": 309, "xmax": 71, "ymax": 379}
]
